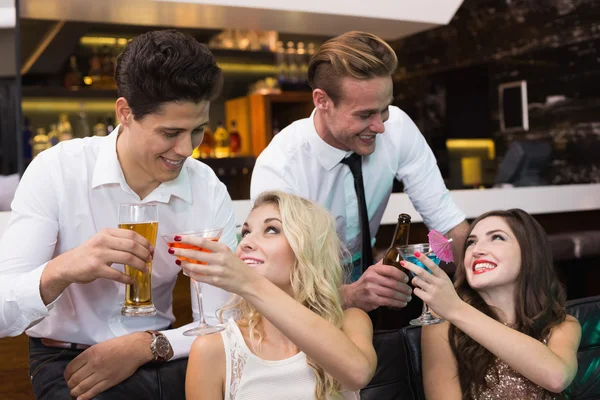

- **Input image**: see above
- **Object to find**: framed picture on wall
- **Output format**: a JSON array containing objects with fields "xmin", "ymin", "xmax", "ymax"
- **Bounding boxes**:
[{"xmin": 499, "ymin": 80, "xmax": 529, "ymax": 132}]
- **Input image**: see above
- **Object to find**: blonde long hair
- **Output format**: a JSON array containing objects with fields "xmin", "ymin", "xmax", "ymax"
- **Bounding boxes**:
[{"xmin": 219, "ymin": 191, "xmax": 346, "ymax": 399}]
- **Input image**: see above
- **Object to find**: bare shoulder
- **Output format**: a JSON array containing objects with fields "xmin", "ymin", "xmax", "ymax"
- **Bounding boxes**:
[
  {"xmin": 550, "ymin": 315, "xmax": 582, "ymax": 340},
  {"xmin": 187, "ymin": 329, "xmax": 226, "ymax": 399},
  {"xmin": 564, "ymin": 314, "xmax": 581, "ymax": 326},
  {"xmin": 190, "ymin": 330, "xmax": 226, "ymax": 363}
]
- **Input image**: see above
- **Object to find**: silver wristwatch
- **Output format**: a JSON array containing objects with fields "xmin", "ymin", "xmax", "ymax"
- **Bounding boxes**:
[{"xmin": 146, "ymin": 330, "xmax": 171, "ymax": 362}]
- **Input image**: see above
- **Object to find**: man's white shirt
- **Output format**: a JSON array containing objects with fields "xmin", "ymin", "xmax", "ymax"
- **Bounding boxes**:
[
  {"xmin": 251, "ymin": 106, "xmax": 465, "ymax": 258},
  {"xmin": 0, "ymin": 128, "xmax": 237, "ymax": 359}
]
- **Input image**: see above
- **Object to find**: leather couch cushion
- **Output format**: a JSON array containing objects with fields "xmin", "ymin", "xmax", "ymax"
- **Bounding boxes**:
[
  {"xmin": 564, "ymin": 295, "xmax": 600, "ymax": 399},
  {"xmin": 361, "ymin": 329, "xmax": 415, "ymax": 400}
]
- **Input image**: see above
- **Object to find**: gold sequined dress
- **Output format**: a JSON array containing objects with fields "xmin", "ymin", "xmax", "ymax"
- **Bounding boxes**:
[
  {"xmin": 471, "ymin": 357, "xmax": 555, "ymax": 399},
  {"xmin": 470, "ymin": 327, "xmax": 555, "ymax": 400}
]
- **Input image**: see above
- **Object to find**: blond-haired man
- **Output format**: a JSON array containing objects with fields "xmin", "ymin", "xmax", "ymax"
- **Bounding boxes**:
[{"xmin": 251, "ymin": 31, "xmax": 468, "ymax": 328}]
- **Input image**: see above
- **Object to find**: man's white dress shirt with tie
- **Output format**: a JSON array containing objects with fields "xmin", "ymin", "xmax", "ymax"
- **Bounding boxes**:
[{"xmin": 251, "ymin": 106, "xmax": 465, "ymax": 262}]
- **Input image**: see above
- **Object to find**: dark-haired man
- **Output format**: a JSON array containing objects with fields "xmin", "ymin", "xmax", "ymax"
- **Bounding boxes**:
[{"xmin": 0, "ymin": 30, "xmax": 236, "ymax": 399}]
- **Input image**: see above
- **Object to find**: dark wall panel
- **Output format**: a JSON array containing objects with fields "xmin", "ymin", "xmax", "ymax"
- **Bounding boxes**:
[{"xmin": 0, "ymin": 78, "xmax": 20, "ymax": 174}]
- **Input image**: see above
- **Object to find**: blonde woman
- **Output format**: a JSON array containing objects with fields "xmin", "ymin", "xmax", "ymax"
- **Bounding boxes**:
[{"xmin": 168, "ymin": 191, "xmax": 377, "ymax": 399}]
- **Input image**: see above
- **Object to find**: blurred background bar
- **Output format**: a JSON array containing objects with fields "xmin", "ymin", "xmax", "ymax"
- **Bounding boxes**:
[
  {"xmin": 2, "ymin": 0, "xmax": 600, "ymax": 196},
  {"xmin": 2, "ymin": 1, "xmax": 600, "ymax": 397}
]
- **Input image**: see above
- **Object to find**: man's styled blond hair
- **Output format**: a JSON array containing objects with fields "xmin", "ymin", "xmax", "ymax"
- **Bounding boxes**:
[{"xmin": 307, "ymin": 31, "xmax": 398, "ymax": 104}]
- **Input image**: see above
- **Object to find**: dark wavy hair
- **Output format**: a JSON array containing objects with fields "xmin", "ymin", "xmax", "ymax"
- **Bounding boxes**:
[
  {"xmin": 448, "ymin": 209, "xmax": 566, "ymax": 399},
  {"xmin": 114, "ymin": 29, "xmax": 223, "ymax": 120}
]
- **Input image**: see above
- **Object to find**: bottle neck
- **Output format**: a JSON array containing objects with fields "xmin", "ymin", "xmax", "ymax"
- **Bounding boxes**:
[{"xmin": 390, "ymin": 219, "xmax": 410, "ymax": 247}]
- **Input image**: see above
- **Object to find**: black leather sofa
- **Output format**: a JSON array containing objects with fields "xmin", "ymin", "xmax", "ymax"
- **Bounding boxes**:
[{"xmin": 361, "ymin": 295, "xmax": 600, "ymax": 400}]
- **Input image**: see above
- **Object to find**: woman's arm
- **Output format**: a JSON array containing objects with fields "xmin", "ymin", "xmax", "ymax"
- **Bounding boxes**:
[
  {"xmin": 449, "ymin": 304, "xmax": 580, "ymax": 393},
  {"xmin": 403, "ymin": 254, "xmax": 582, "ymax": 393},
  {"xmin": 186, "ymin": 334, "xmax": 226, "ymax": 400},
  {"xmin": 172, "ymin": 238, "xmax": 377, "ymax": 391},
  {"xmin": 421, "ymin": 322, "xmax": 462, "ymax": 400}
]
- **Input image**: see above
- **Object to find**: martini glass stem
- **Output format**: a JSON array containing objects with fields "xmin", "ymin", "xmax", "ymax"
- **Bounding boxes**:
[
  {"xmin": 422, "ymin": 303, "xmax": 434, "ymax": 320},
  {"xmin": 193, "ymin": 279, "xmax": 207, "ymax": 326}
]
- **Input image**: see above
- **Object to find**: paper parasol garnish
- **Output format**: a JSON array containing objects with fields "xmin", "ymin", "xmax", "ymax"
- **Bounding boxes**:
[{"xmin": 428, "ymin": 230, "xmax": 454, "ymax": 263}]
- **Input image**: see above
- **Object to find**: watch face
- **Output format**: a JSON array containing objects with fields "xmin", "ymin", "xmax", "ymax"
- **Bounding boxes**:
[{"xmin": 155, "ymin": 336, "xmax": 170, "ymax": 358}]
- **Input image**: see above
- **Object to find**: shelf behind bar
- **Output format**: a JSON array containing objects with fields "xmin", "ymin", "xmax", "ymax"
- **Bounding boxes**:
[{"xmin": 22, "ymin": 86, "xmax": 118, "ymax": 99}]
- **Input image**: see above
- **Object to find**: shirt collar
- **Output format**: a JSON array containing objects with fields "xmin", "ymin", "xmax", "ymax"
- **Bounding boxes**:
[
  {"xmin": 91, "ymin": 127, "xmax": 123, "ymax": 189},
  {"xmin": 91, "ymin": 125, "xmax": 193, "ymax": 204},
  {"xmin": 307, "ymin": 109, "xmax": 351, "ymax": 171}
]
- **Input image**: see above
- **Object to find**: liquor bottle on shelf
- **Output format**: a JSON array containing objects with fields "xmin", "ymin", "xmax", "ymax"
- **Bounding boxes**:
[
  {"xmin": 275, "ymin": 42, "xmax": 287, "ymax": 85},
  {"xmin": 93, "ymin": 118, "xmax": 108, "ymax": 136},
  {"xmin": 100, "ymin": 45, "xmax": 114, "ymax": 87},
  {"xmin": 106, "ymin": 116, "xmax": 115, "ymax": 133},
  {"xmin": 32, "ymin": 128, "xmax": 51, "ymax": 159},
  {"xmin": 194, "ymin": 126, "xmax": 215, "ymax": 159},
  {"xmin": 221, "ymin": 29, "xmax": 235, "ymax": 49},
  {"xmin": 74, "ymin": 111, "xmax": 91, "ymax": 138},
  {"xmin": 191, "ymin": 145, "xmax": 201, "ymax": 159},
  {"xmin": 247, "ymin": 30, "xmax": 260, "ymax": 51},
  {"xmin": 307, "ymin": 42, "xmax": 316, "ymax": 57},
  {"xmin": 111, "ymin": 42, "xmax": 121, "ymax": 75},
  {"xmin": 229, "ymin": 120, "xmax": 241, "ymax": 156},
  {"xmin": 47, "ymin": 124, "xmax": 60, "ymax": 146},
  {"xmin": 214, "ymin": 122, "xmax": 230, "ymax": 158},
  {"xmin": 88, "ymin": 47, "xmax": 103, "ymax": 87},
  {"xmin": 307, "ymin": 42, "xmax": 317, "ymax": 78},
  {"xmin": 263, "ymin": 31, "xmax": 278, "ymax": 52},
  {"xmin": 234, "ymin": 29, "xmax": 250, "ymax": 50},
  {"xmin": 22, "ymin": 117, "xmax": 33, "ymax": 162},
  {"xmin": 57, "ymin": 113, "xmax": 73, "ymax": 142},
  {"xmin": 286, "ymin": 41, "xmax": 299, "ymax": 84},
  {"xmin": 297, "ymin": 42, "xmax": 309, "ymax": 80},
  {"xmin": 64, "ymin": 55, "xmax": 82, "ymax": 90}
]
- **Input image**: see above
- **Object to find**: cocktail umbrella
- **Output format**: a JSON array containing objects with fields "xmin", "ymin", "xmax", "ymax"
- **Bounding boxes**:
[{"xmin": 427, "ymin": 230, "xmax": 454, "ymax": 263}]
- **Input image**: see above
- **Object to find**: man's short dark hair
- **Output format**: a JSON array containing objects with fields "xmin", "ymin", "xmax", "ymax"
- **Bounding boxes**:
[{"xmin": 115, "ymin": 29, "xmax": 223, "ymax": 120}]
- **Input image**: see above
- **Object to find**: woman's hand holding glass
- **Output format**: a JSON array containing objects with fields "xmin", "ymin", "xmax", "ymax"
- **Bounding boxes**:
[
  {"xmin": 400, "ymin": 252, "xmax": 463, "ymax": 322},
  {"xmin": 168, "ymin": 236, "xmax": 260, "ymax": 296}
]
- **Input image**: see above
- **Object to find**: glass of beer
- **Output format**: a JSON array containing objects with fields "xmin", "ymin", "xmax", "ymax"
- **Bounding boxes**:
[
  {"xmin": 161, "ymin": 228, "xmax": 224, "ymax": 336},
  {"xmin": 118, "ymin": 203, "xmax": 159, "ymax": 317}
]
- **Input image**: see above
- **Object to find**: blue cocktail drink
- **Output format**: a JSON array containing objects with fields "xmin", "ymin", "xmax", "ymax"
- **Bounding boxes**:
[
  {"xmin": 401, "ymin": 253, "xmax": 440, "ymax": 274},
  {"xmin": 397, "ymin": 243, "xmax": 444, "ymax": 326}
]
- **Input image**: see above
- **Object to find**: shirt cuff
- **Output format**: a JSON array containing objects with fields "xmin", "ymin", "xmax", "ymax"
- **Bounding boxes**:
[
  {"xmin": 15, "ymin": 262, "xmax": 60, "ymax": 322},
  {"xmin": 160, "ymin": 325, "xmax": 196, "ymax": 360}
]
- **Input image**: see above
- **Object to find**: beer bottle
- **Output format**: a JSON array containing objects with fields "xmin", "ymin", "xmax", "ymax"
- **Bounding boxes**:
[
  {"xmin": 371, "ymin": 213, "xmax": 413, "ymax": 331},
  {"xmin": 382, "ymin": 213, "xmax": 411, "ymax": 275},
  {"xmin": 370, "ymin": 214, "xmax": 412, "ymax": 331}
]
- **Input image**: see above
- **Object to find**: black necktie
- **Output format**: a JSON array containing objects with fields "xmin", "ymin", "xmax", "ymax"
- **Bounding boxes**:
[{"xmin": 340, "ymin": 153, "xmax": 373, "ymax": 273}]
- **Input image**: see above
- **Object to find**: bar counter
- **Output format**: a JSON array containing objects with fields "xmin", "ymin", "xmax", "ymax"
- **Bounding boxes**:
[
  {"xmin": 231, "ymin": 183, "xmax": 600, "ymax": 229},
  {"xmin": 1, "ymin": 184, "xmax": 599, "ymax": 238}
]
